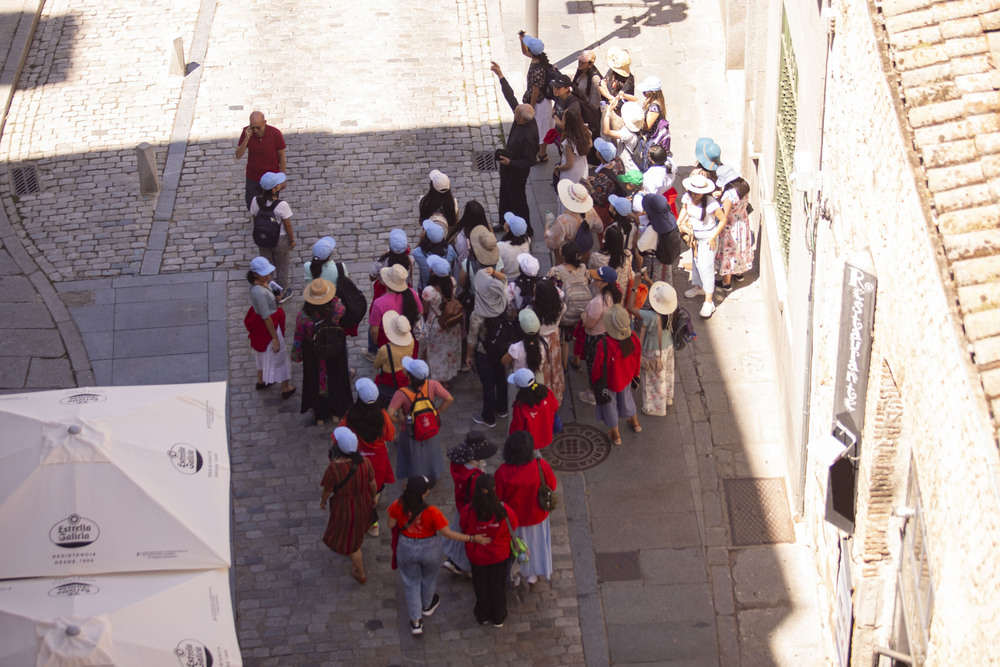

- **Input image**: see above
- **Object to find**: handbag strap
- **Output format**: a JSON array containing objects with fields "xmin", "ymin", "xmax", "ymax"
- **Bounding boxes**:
[
  {"xmin": 536, "ymin": 458, "xmax": 547, "ymax": 487},
  {"xmin": 503, "ymin": 509, "xmax": 517, "ymax": 542},
  {"xmin": 330, "ymin": 462, "xmax": 358, "ymax": 495},
  {"xmin": 401, "ymin": 508, "xmax": 424, "ymax": 535},
  {"xmin": 385, "ymin": 345, "xmax": 400, "ymax": 388}
]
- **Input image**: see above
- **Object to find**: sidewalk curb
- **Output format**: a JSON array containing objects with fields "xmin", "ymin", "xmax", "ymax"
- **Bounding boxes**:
[{"xmin": 0, "ymin": 0, "xmax": 42, "ymax": 139}]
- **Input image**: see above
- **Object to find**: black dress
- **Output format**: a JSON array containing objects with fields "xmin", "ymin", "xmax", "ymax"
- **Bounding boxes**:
[{"xmin": 292, "ymin": 302, "xmax": 351, "ymax": 421}]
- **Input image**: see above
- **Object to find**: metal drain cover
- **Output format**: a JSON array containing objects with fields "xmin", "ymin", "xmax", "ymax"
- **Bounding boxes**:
[
  {"xmin": 596, "ymin": 551, "xmax": 641, "ymax": 582},
  {"xmin": 541, "ymin": 422, "xmax": 611, "ymax": 471},
  {"xmin": 724, "ymin": 477, "xmax": 794, "ymax": 546},
  {"xmin": 10, "ymin": 165, "xmax": 40, "ymax": 196},
  {"xmin": 473, "ymin": 150, "xmax": 497, "ymax": 172}
]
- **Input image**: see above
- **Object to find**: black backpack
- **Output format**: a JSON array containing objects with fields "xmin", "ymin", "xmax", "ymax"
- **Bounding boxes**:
[
  {"xmin": 334, "ymin": 262, "xmax": 367, "ymax": 331},
  {"xmin": 542, "ymin": 64, "xmax": 562, "ymax": 101},
  {"xmin": 251, "ymin": 197, "xmax": 281, "ymax": 248},
  {"xmin": 310, "ymin": 319, "xmax": 345, "ymax": 360},
  {"xmin": 481, "ymin": 313, "xmax": 519, "ymax": 358},
  {"xmin": 671, "ymin": 307, "xmax": 697, "ymax": 350},
  {"xmin": 569, "ymin": 88, "xmax": 601, "ymax": 138}
]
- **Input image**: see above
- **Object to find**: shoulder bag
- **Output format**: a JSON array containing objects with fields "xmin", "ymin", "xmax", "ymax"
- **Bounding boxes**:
[{"xmin": 536, "ymin": 459, "xmax": 558, "ymax": 511}]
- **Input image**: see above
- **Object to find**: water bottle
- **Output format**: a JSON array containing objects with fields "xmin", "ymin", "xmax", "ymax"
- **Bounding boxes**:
[
  {"xmin": 544, "ymin": 210, "xmax": 555, "ymax": 230},
  {"xmin": 268, "ymin": 280, "xmax": 283, "ymax": 297}
]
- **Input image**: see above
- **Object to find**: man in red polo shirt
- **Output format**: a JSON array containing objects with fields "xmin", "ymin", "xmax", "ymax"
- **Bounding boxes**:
[{"xmin": 235, "ymin": 110, "xmax": 287, "ymax": 210}]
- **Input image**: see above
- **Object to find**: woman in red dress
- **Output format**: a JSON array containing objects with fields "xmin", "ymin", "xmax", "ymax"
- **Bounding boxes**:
[
  {"xmin": 320, "ymin": 427, "xmax": 377, "ymax": 584},
  {"xmin": 338, "ymin": 377, "xmax": 396, "ymax": 537}
]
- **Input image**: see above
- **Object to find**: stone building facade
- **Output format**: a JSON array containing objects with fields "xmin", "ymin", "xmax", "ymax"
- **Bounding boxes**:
[{"xmin": 725, "ymin": 0, "xmax": 1000, "ymax": 663}]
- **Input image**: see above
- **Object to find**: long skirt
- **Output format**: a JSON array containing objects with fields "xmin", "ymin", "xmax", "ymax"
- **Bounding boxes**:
[
  {"xmin": 515, "ymin": 518, "xmax": 553, "ymax": 580},
  {"xmin": 396, "ymin": 430, "xmax": 444, "ymax": 483},
  {"xmin": 641, "ymin": 347, "xmax": 675, "ymax": 416},
  {"xmin": 253, "ymin": 326, "xmax": 292, "ymax": 384},
  {"xmin": 595, "ymin": 385, "xmax": 637, "ymax": 428},
  {"xmin": 540, "ymin": 330, "xmax": 565, "ymax": 406},
  {"xmin": 441, "ymin": 509, "xmax": 472, "ymax": 571}
]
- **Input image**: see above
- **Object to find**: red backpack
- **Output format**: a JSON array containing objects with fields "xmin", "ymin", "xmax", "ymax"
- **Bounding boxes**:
[{"xmin": 401, "ymin": 382, "xmax": 440, "ymax": 441}]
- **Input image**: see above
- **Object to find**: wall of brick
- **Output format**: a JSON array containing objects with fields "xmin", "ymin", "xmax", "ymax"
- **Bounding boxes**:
[{"xmin": 804, "ymin": 0, "xmax": 1000, "ymax": 661}]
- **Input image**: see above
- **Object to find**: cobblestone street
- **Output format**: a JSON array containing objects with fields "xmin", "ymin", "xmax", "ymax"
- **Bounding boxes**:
[{"xmin": 0, "ymin": 0, "xmax": 831, "ymax": 663}]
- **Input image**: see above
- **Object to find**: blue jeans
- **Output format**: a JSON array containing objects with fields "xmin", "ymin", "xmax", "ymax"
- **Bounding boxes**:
[
  {"xmin": 397, "ymin": 535, "xmax": 441, "ymax": 621},
  {"xmin": 474, "ymin": 350, "xmax": 508, "ymax": 423}
]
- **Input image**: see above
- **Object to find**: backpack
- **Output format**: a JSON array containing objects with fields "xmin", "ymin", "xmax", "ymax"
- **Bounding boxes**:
[
  {"xmin": 569, "ymin": 88, "xmax": 601, "ymax": 137},
  {"xmin": 636, "ymin": 119, "xmax": 672, "ymax": 171},
  {"xmin": 251, "ymin": 198, "xmax": 281, "ymax": 248},
  {"xmin": 481, "ymin": 313, "xmax": 519, "ymax": 358},
  {"xmin": 572, "ymin": 219, "xmax": 594, "ymax": 254},
  {"xmin": 561, "ymin": 275, "xmax": 592, "ymax": 325},
  {"xmin": 334, "ymin": 262, "xmax": 367, "ymax": 331},
  {"xmin": 402, "ymin": 382, "xmax": 440, "ymax": 441},
  {"xmin": 671, "ymin": 306, "xmax": 697, "ymax": 350},
  {"xmin": 438, "ymin": 297, "xmax": 464, "ymax": 330},
  {"xmin": 310, "ymin": 318, "xmax": 345, "ymax": 360}
]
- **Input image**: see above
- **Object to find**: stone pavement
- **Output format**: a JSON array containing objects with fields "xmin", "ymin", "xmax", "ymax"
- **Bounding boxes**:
[{"xmin": 0, "ymin": 0, "xmax": 832, "ymax": 664}]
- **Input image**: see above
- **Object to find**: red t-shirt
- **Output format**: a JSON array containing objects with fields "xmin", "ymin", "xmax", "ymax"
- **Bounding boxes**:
[
  {"xmin": 239, "ymin": 124, "xmax": 286, "ymax": 181},
  {"xmin": 591, "ymin": 334, "xmax": 641, "ymax": 393},
  {"xmin": 460, "ymin": 502, "xmax": 519, "ymax": 566},
  {"xmin": 388, "ymin": 500, "xmax": 448, "ymax": 538},
  {"xmin": 509, "ymin": 387, "xmax": 559, "ymax": 449},
  {"xmin": 494, "ymin": 460, "xmax": 557, "ymax": 527},
  {"xmin": 450, "ymin": 463, "xmax": 483, "ymax": 512},
  {"xmin": 342, "ymin": 412, "xmax": 396, "ymax": 489}
]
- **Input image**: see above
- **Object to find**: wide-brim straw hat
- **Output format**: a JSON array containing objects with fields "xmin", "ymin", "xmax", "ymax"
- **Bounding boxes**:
[
  {"xmin": 682, "ymin": 174, "xmax": 715, "ymax": 194},
  {"xmin": 557, "ymin": 179, "xmax": 593, "ymax": 213},
  {"xmin": 649, "ymin": 281, "xmax": 678, "ymax": 315},
  {"xmin": 470, "ymin": 226, "xmax": 500, "ymax": 265},
  {"xmin": 303, "ymin": 278, "xmax": 336, "ymax": 305},
  {"xmin": 381, "ymin": 309, "xmax": 413, "ymax": 347},
  {"xmin": 607, "ymin": 47, "xmax": 631, "ymax": 76},
  {"xmin": 603, "ymin": 304, "xmax": 631, "ymax": 340},
  {"xmin": 379, "ymin": 263, "xmax": 409, "ymax": 292},
  {"xmin": 621, "ymin": 102, "xmax": 644, "ymax": 133}
]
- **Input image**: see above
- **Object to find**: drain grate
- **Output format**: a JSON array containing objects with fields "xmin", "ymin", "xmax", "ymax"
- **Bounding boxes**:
[
  {"xmin": 473, "ymin": 151, "xmax": 497, "ymax": 172},
  {"xmin": 541, "ymin": 422, "xmax": 611, "ymax": 471},
  {"xmin": 724, "ymin": 477, "xmax": 795, "ymax": 546},
  {"xmin": 11, "ymin": 165, "xmax": 40, "ymax": 195},
  {"xmin": 596, "ymin": 551, "xmax": 641, "ymax": 582}
]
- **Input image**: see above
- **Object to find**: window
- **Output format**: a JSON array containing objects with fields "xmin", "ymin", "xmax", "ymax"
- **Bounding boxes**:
[
  {"xmin": 892, "ymin": 462, "xmax": 933, "ymax": 664},
  {"xmin": 774, "ymin": 7, "xmax": 797, "ymax": 270}
]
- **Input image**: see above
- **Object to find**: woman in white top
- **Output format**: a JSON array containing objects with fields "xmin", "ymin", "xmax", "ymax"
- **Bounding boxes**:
[
  {"xmin": 250, "ymin": 171, "xmax": 295, "ymax": 303},
  {"xmin": 496, "ymin": 213, "xmax": 531, "ymax": 282},
  {"xmin": 552, "ymin": 109, "xmax": 592, "ymax": 188},
  {"xmin": 601, "ymin": 101, "xmax": 643, "ymax": 173},
  {"xmin": 677, "ymin": 174, "xmax": 727, "ymax": 319}
]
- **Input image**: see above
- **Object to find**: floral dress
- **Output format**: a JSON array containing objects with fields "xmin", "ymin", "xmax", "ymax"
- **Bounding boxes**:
[
  {"xmin": 524, "ymin": 61, "xmax": 553, "ymax": 139},
  {"xmin": 421, "ymin": 281, "xmax": 461, "ymax": 382},
  {"xmin": 715, "ymin": 189, "xmax": 754, "ymax": 276}
]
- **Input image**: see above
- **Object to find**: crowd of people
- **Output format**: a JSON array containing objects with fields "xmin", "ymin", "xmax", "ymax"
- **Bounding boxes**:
[{"xmin": 237, "ymin": 33, "xmax": 755, "ymax": 637}]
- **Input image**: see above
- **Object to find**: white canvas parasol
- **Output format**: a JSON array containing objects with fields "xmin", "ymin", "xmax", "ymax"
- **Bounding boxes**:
[
  {"xmin": 0, "ymin": 383, "xmax": 231, "ymax": 578},
  {"xmin": 0, "ymin": 568, "xmax": 242, "ymax": 666}
]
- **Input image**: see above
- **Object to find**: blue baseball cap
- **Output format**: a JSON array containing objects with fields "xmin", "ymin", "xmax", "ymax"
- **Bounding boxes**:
[
  {"xmin": 427, "ymin": 254, "xmax": 451, "ymax": 277},
  {"xmin": 508, "ymin": 367, "xmax": 536, "ymax": 388},
  {"xmin": 523, "ymin": 35, "xmax": 544, "ymax": 55},
  {"xmin": 608, "ymin": 194, "xmax": 632, "ymax": 216},
  {"xmin": 355, "ymin": 377, "xmax": 379, "ymax": 404},
  {"xmin": 389, "ymin": 228, "xmax": 408, "ymax": 253},
  {"xmin": 504, "ymin": 211, "xmax": 528, "ymax": 237},
  {"xmin": 402, "ymin": 356, "xmax": 429, "ymax": 380},
  {"xmin": 593, "ymin": 137, "xmax": 616, "ymax": 162},
  {"xmin": 333, "ymin": 426, "xmax": 358, "ymax": 453},
  {"xmin": 422, "ymin": 218, "xmax": 446, "ymax": 243},
  {"xmin": 259, "ymin": 172, "xmax": 286, "ymax": 190}
]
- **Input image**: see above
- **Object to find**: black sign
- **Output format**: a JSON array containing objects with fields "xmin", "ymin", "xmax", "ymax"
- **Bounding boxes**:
[{"xmin": 826, "ymin": 251, "xmax": 877, "ymax": 533}]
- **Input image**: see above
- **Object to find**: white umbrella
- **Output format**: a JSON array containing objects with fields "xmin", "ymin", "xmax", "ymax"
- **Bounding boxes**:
[
  {"xmin": 0, "ymin": 568, "xmax": 242, "ymax": 666},
  {"xmin": 0, "ymin": 383, "xmax": 231, "ymax": 578}
]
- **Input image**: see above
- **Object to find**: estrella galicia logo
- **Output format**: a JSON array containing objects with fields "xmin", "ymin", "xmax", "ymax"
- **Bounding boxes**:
[
  {"xmin": 49, "ymin": 514, "xmax": 100, "ymax": 549},
  {"xmin": 169, "ymin": 443, "xmax": 204, "ymax": 475},
  {"xmin": 59, "ymin": 391, "xmax": 107, "ymax": 405},
  {"xmin": 175, "ymin": 639, "xmax": 213, "ymax": 667},
  {"xmin": 48, "ymin": 581, "xmax": 100, "ymax": 597}
]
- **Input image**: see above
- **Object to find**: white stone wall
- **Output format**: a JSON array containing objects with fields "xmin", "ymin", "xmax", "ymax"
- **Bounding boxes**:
[{"xmin": 805, "ymin": 0, "xmax": 1000, "ymax": 662}]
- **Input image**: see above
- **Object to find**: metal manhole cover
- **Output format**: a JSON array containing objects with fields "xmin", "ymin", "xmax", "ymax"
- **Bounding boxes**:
[
  {"xmin": 596, "ymin": 550, "xmax": 641, "ymax": 582},
  {"xmin": 541, "ymin": 422, "xmax": 611, "ymax": 471},
  {"xmin": 11, "ymin": 165, "xmax": 40, "ymax": 196},
  {"xmin": 473, "ymin": 151, "xmax": 497, "ymax": 172},
  {"xmin": 724, "ymin": 477, "xmax": 795, "ymax": 546}
]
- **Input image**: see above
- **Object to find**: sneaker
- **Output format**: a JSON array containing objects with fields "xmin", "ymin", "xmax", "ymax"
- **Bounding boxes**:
[
  {"xmin": 422, "ymin": 594, "xmax": 441, "ymax": 616},
  {"xmin": 699, "ymin": 301, "xmax": 716, "ymax": 318},
  {"xmin": 278, "ymin": 288, "xmax": 294, "ymax": 304},
  {"xmin": 367, "ymin": 522, "xmax": 379, "ymax": 538},
  {"xmin": 683, "ymin": 287, "xmax": 704, "ymax": 299},
  {"xmin": 734, "ymin": 273, "xmax": 745, "ymax": 282},
  {"xmin": 410, "ymin": 620, "xmax": 423, "ymax": 636},
  {"xmin": 577, "ymin": 390, "xmax": 596, "ymax": 405},
  {"xmin": 526, "ymin": 575, "xmax": 538, "ymax": 585},
  {"xmin": 715, "ymin": 279, "xmax": 733, "ymax": 292},
  {"xmin": 459, "ymin": 362, "xmax": 471, "ymax": 373},
  {"xmin": 472, "ymin": 413, "xmax": 496, "ymax": 429},
  {"xmin": 492, "ymin": 621, "xmax": 505, "ymax": 628},
  {"xmin": 496, "ymin": 411, "xmax": 508, "ymax": 419},
  {"xmin": 441, "ymin": 558, "xmax": 463, "ymax": 575}
]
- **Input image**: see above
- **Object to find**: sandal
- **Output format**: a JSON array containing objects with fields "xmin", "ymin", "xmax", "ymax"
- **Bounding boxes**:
[
  {"xmin": 628, "ymin": 420, "xmax": 642, "ymax": 433},
  {"xmin": 255, "ymin": 382, "xmax": 272, "ymax": 391},
  {"xmin": 536, "ymin": 155, "xmax": 548, "ymax": 163},
  {"xmin": 609, "ymin": 430, "xmax": 622, "ymax": 446},
  {"xmin": 568, "ymin": 358, "xmax": 581, "ymax": 371},
  {"xmin": 351, "ymin": 567, "xmax": 367, "ymax": 585},
  {"xmin": 281, "ymin": 387, "xmax": 297, "ymax": 400}
]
